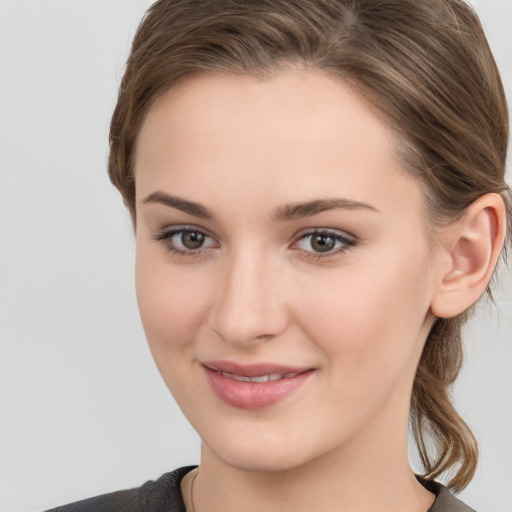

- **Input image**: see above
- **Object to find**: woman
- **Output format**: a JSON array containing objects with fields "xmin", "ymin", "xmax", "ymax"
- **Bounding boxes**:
[{"xmin": 47, "ymin": 0, "xmax": 510, "ymax": 510}]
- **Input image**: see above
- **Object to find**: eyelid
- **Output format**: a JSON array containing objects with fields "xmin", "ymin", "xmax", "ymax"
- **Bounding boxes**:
[
  {"xmin": 154, "ymin": 225, "xmax": 219, "ymax": 256},
  {"xmin": 153, "ymin": 225, "xmax": 356, "ymax": 260},
  {"xmin": 290, "ymin": 228, "xmax": 356, "ymax": 258}
]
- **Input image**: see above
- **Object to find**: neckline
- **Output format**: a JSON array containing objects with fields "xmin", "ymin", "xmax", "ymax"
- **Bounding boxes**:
[{"xmin": 173, "ymin": 466, "xmax": 472, "ymax": 512}]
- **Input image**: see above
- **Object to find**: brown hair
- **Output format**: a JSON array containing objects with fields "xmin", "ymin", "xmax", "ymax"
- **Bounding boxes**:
[{"xmin": 109, "ymin": 0, "xmax": 511, "ymax": 491}]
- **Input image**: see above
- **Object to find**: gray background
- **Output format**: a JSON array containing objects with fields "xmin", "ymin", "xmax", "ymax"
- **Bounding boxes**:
[{"xmin": 0, "ymin": 1, "xmax": 510, "ymax": 511}]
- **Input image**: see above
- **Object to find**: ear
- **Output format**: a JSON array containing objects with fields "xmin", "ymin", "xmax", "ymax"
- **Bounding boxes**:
[{"xmin": 430, "ymin": 193, "xmax": 507, "ymax": 319}]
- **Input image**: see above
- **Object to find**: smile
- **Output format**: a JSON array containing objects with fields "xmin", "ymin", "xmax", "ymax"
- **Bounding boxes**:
[
  {"xmin": 202, "ymin": 361, "xmax": 314, "ymax": 410},
  {"xmin": 215, "ymin": 371, "xmax": 301, "ymax": 383}
]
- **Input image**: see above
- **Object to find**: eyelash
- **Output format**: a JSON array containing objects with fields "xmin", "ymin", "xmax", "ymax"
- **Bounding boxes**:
[
  {"xmin": 154, "ymin": 226, "xmax": 356, "ymax": 260},
  {"xmin": 154, "ymin": 226, "xmax": 217, "ymax": 259},
  {"xmin": 291, "ymin": 229, "xmax": 356, "ymax": 260}
]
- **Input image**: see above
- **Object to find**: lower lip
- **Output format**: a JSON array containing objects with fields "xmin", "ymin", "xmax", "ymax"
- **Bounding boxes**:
[{"xmin": 203, "ymin": 367, "xmax": 313, "ymax": 410}]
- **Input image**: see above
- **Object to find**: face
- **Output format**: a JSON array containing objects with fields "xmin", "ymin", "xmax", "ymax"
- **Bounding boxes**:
[{"xmin": 134, "ymin": 69, "xmax": 444, "ymax": 473}]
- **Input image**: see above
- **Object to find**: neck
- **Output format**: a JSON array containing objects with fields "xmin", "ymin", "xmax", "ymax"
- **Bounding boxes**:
[{"xmin": 187, "ymin": 410, "xmax": 434, "ymax": 512}]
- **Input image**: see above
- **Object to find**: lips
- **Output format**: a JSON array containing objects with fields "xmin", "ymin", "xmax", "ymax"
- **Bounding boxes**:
[
  {"xmin": 202, "ymin": 361, "xmax": 314, "ymax": 410},
  {"xmin": 215, "ymin": 371, "xmax": 301, "ymax": 383}
]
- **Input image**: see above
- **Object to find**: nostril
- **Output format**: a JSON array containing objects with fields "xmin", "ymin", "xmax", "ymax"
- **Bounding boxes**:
[
  {"xmin": 210, "ymin": 306, "xmax": 289, "ymax": 346},
  {"xmin": 209, "ymin": 257, "xmax": 290, "ymax": 344}
]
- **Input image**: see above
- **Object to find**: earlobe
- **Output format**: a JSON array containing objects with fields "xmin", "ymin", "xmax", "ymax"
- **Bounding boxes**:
[{"xmin": 430, "ymin": 193, "xmax": 507, "ymax": 319}]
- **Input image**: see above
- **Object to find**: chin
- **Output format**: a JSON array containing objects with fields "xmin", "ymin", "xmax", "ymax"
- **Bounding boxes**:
[
  {"xmin": 214, "ymin": 446, "xmax": 309, "ymax": 474},
  {"xmin": 201, "ymin": 425, "xmax": 336, "ymax": 475}
]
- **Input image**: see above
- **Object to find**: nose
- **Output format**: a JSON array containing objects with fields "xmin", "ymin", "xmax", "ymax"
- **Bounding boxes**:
[{"xmin": 210, "ymin": 249, "xmax": 290, "ymax": 346}]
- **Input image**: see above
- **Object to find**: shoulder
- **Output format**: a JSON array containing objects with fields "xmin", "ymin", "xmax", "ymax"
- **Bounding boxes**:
[
  {"xmin": 44, "ymin": 466, "xmax": 195, "ymax": 512},
  {"xmin": 421, "ymin": 478, "xmax": 477, "ymax": 512}
]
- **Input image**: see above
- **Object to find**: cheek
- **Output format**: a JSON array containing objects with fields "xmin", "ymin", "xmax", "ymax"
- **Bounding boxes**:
[
  {"xmin": 135, "ymin": 248, "xmax": 212, "ymax": 356},
  {"xmin": 292, "ymin": 249, "xmax": 434, "ymax": 381}
]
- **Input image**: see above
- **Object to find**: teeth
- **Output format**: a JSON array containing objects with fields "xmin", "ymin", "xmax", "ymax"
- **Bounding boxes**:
[
  {"xmin": 218, "ymin": 371, "xmax": 299, "ymax": 383},
  {"xmin": 232, "ymin": 374, "xmax": 252, "ymax": 382},
  {"xmin": 249, "ymin": 375, "xmax": 271, "ymax": 383}
]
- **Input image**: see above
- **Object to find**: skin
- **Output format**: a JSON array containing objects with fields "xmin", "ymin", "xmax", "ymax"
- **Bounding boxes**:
[{"xmin": 133, "ymin": 68, "xmax": 460, "ymax": 512}]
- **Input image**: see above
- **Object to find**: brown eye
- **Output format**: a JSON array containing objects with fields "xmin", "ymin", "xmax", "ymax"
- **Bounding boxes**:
[
  {"xmin": 155, "ymin": 227, "xmax": 217, "ymax": 256},
  {"xmin": 310, "ymin": 234, "xmax": 336, "ymax": 253},
  {"xmin": 181, "ymin": 230, "xmax": 205, "ymax": 250},
  {"xmin": 293, "ymin": 229, "xmax": 355, "ymax": 257}
]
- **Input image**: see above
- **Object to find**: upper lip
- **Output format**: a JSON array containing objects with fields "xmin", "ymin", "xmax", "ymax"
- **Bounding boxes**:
[{"xmin": 202, "ymin": 360, "xmax": 312, "ymax": 377}]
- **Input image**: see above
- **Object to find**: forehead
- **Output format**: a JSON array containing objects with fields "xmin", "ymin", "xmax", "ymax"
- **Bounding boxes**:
[
  {"xmin": 134, "ymin": 69, "xmax": 423, "ymax": 220},
  {"xmin": 136, "ymin": 68, "xmax": 392, "ymax": 163}
]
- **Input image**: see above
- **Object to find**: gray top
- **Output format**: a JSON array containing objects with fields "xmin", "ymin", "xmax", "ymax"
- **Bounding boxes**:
[{"xmin": 45, "ymin": 466, "xmax": 476, "ymax": 512}]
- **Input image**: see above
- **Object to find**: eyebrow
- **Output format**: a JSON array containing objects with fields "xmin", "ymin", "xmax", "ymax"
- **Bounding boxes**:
[
  {"xmin": 142, "ymin": 191, "xmax": 214, "ymax": 219},
  {"xmin": 273, "ymin": 198, "xmax": 379, "ymax": 222},
  {"xmin": 142, "ymin": 191, "xmax": 378, "ymax": 221}
]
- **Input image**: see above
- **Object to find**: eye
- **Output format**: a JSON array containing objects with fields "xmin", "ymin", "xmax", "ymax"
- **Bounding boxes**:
[
  {"xmin": 292, "ymin": 229, "xmax": 355, "ymax": 258},
  {"xmin": 155, "ymin": 227, "xmax": 217, "ymax": 256}
]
